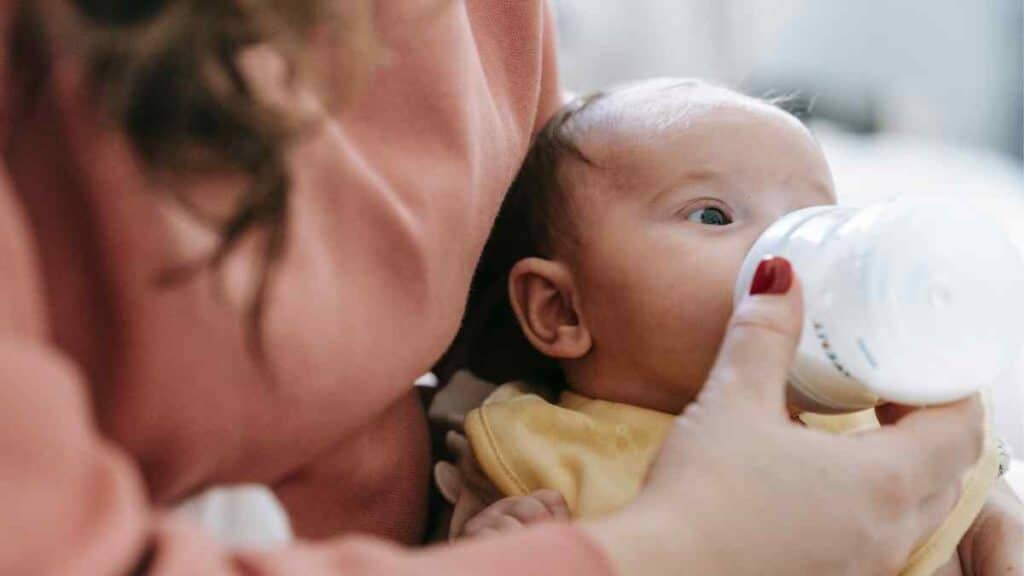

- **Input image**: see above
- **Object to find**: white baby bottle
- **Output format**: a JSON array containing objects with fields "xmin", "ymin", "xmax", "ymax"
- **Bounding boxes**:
[{"xmin": 733, "ymin": 197, "xmax": 1024, "ymax": 413}]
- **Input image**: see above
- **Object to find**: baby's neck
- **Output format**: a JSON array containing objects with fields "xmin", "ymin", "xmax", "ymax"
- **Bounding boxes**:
[{"xmin": 562, "ymin": 373, "xmax": 695, "ymax": 415}]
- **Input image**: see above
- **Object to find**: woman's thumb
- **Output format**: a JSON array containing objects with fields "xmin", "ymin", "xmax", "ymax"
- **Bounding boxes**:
[{"xmin": 704, "ymin": 257, "xmax": 804, "ymax": 412}]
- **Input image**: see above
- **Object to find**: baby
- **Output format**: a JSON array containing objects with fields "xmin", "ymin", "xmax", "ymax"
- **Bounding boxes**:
[{"xmin": 432, "ymin": 79, "xmax": 998, "ymax": 575}]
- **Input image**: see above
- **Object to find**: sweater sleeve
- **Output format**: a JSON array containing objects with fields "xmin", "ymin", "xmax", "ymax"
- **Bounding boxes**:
[
  {"xmin": 535, "ymin": 0, "xmax": 564, "ymax": 130},
  {"xmin": 0, "ymin": 163, "xmax": 150, "ymax": 575},
  {"xmin": 0, "ymin": 339, "xmax": 611, "ymax": 575},
  {"xmin": 146, "ymin": 520, "xmax": 614, "ymax": 576}
]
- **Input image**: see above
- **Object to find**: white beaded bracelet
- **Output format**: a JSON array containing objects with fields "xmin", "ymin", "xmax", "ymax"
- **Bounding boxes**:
[{"xmin": 996, "ymin": 438, "xmax": 1012, "ymax": 477}]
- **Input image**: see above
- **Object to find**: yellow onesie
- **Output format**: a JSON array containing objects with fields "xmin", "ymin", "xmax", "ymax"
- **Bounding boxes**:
[{"xmin": 464, "ymin": 382, "xmax": 1000, "ymax": 576}]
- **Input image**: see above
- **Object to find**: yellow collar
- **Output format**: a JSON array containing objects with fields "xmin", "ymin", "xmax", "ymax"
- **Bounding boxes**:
[{"xmin": 464, "ymin": 382, "xmax": 675, "ymax": 518}]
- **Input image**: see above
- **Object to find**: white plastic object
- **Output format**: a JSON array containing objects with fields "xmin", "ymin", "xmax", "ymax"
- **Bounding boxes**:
[{"xmin": 734, "ymin": 198, "xmax": 1024, "ymax": 413}]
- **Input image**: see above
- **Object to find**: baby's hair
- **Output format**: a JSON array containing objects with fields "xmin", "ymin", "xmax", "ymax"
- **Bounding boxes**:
[
  {"xmin": 452, "ymin": 91, "xmax": 608, "ymax": 388},
  {"xmin": 505, "ymin": 91, "xmax": 607, "ymax": 257}
]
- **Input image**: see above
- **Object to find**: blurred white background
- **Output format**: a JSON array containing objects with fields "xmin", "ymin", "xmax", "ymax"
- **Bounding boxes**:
[
  {"xmin": 553, "ymin": 0, "xmax": 1024, "ymax": 454},
  {"xmin": 554, "ymin": 0, "xmax": 1022, "ymax": 158}
]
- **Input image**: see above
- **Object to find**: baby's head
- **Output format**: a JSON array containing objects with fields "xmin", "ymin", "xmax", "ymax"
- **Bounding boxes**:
[{"xmin": 475, "ymin": 79, "xmax": 836, "ymax": 413}]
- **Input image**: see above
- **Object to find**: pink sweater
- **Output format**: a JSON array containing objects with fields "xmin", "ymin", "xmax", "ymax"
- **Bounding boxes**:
[{"xmin": 0, "ymin": 0, "xmax": 615, "ymax": 573}]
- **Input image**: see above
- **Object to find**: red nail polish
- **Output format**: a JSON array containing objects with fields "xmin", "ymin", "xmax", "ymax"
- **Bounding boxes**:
[{"xmin": 750, "ymin": 256, "xmax": 793, "ymax": 295}]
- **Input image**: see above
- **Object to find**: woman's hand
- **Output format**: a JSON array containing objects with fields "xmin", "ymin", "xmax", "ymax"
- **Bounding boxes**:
[
  {"xmin": 584, "ymin": 257, "xmax": 985, "ymax": 576},
  {"xmin": 957, "ymin": 479, "xmax": 1024, "ymax": 575}
]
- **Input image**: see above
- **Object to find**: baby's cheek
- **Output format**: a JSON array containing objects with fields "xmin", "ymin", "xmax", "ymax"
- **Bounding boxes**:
[
  {"xmin": 647, "ymin": 292, "xmax": 733, "ymax": 382},
  {"xmin": 581, "ymin": 243, "xmax": 734, "ymax": 374}
]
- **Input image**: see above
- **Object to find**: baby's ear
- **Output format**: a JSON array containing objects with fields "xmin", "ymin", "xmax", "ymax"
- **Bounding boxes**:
[{"xmin": 508, "ymin": 258, "xmax": 592, "ymax": 360}]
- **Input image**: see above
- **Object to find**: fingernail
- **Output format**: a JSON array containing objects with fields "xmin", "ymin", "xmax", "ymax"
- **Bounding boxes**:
[{"xmin": 750, "ymin": 256, "xmax": 793, "ymax": 295}]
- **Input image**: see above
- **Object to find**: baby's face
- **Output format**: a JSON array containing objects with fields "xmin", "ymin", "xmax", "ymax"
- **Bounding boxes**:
[{"xmin": 563, "ymin": 81, "xmax": 836, "ymax": 413}]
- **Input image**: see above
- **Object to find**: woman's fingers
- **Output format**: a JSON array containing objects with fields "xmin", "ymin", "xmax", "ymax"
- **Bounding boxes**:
[
  {"xmin": 867, "ymin": 396, "xmax": 984, "ymax": 498},
  {"xmin": 915, "ymin": 482, "xmax": 963, "ymax": 551},
  {"xmin": 703, "ymin": 257, "xmax": 803, "ymax": 414}
]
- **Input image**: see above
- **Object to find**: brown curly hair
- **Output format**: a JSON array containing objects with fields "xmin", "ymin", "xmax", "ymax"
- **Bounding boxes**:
[{"xmin": 11, "ymin": 0, "xmax": 379, "ymax": 356}]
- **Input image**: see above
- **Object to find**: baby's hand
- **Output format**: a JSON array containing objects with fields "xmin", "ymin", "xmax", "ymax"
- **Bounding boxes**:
[
  {"xmin": 957, "ymin": 479, "xmax": 1023, "ymax": 576},
  {"xmin": 458, "ymin": 490, "xmax": 571, "ymax": 540}
]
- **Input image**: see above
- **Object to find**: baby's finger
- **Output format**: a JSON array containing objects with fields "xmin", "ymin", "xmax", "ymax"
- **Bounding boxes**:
[
  {"xmin": 531, "ymin": 489, "xmax": 571, "ymax": 520},
  {"xmin": 506, "ymin": 495, "xmax": 555, "ymax": 523},
  {"xmin": 463, "ymin": 513, "xmax": 524, "ymax": 539},
  {"xmin": 467, "ymin": 526, "xmax": 501, "ymax": 540},
  {"xmin": 463, "ymin": 510, "xmax": 501, "ymax": 537},
  {"xmin": 434, "ymin": 461, "xmax": 463, "ymax": 505},
  {"xmin": 496, "ymin": 515, "xmax": 525, "ymax": 532},
  {"xmin": 446, "ymin": 430, "xmax": 472, "ymax": 458}
]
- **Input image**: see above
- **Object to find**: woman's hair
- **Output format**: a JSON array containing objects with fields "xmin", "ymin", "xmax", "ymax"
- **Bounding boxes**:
[{"xmin": 10, "ymin": 0, "xmax": 378, "ymax": 355}]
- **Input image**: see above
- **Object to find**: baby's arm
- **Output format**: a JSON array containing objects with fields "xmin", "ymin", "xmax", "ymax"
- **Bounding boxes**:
[{"xmin": 956, "ymin": 479, "xmax": 1024, "ymax": 575}]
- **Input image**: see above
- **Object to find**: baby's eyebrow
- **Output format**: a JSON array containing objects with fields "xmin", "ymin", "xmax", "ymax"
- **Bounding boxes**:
[{"xmin": 648, "ymin": 168, "xmax": 724, "ymax": 205}]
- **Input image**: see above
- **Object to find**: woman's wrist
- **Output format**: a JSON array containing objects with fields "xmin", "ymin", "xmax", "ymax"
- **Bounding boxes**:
[
  {"xmin": 581, "ymin": 516, "xmax": 647, "ymax": 576},
  {"xmin": 581, "ymin": 500, "xmax": 717, "ymax": 576}
]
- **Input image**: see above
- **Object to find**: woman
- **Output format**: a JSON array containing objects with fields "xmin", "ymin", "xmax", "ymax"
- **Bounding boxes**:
[{"xmin": 0, "ymin": 0, "xmax": 1017, "ymax": 574}]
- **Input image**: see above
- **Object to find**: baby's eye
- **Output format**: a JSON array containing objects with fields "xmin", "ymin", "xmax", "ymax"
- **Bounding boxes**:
[{"xmin": 686, "ymin": 206, "xmax": 733, "ymax": 226}]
